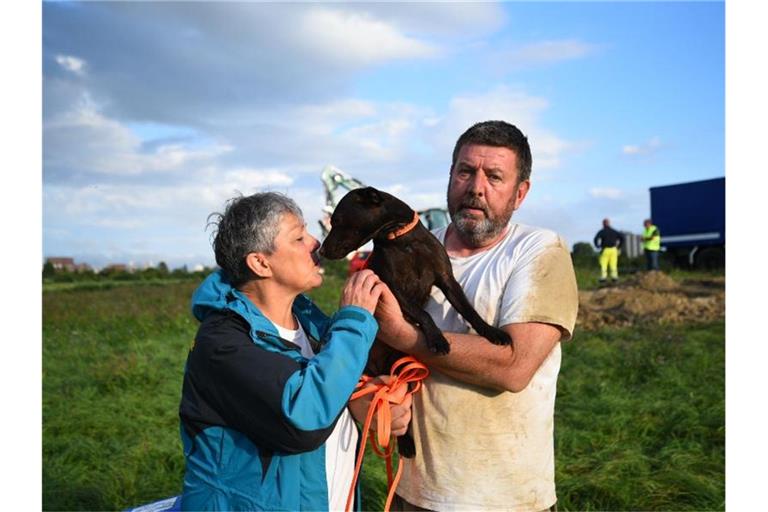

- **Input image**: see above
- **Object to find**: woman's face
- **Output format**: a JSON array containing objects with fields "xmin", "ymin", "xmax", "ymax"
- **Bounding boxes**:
[{"xmin": 264, "ymin": 213, "xmax": 323, "ymax": 294}]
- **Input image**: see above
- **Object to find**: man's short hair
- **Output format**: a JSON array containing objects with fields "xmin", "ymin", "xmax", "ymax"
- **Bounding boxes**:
[
  {"xmin": 451, "ymin": 120, "xmax": 533, "ymax": 182},
  {"xmin": 210, "ymin": 192, "xmax": 303, "ymax": 288}
]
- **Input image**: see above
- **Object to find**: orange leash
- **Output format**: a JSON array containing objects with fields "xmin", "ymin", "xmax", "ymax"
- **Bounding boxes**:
[{"xmin": 345, "ymin": 356, "xmax": 429, "ymax": 512}]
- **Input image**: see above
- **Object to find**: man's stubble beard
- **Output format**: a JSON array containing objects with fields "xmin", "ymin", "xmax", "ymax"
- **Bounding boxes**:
[{"xmin": 447, "ymin": 185, "xmax": 518, "ymax": 249}]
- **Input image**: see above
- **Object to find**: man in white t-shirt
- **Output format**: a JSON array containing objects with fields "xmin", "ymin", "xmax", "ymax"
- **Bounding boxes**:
[{"xmin": 374, "ymin": 120, "xmax": 579, "ymax": 512}]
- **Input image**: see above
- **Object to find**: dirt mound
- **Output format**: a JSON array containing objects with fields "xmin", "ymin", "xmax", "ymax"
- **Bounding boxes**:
[
  {"xmin": 632, "ymin": 270, "xmax": 681, "ymax": 291},
  {"xmin": 577, "ymin": 272, "xmax": 724, "ymax": 331}
]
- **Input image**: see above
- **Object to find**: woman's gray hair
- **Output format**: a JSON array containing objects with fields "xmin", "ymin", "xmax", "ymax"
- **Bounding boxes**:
[{"xmin": 210, "ymin": 192, "xmax": 304, "ymax": 287}]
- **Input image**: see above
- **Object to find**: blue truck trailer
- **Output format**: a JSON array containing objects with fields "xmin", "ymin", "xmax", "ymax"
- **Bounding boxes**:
[{"xmin": 649, "ymin": 177, "xmax": 725, "ymax": 269}]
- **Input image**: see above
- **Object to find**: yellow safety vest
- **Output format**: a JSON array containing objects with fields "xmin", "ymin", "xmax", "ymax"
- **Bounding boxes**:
[{"xmin": 643, "ymin": 225, "xmax": 661, "ymax": 251}]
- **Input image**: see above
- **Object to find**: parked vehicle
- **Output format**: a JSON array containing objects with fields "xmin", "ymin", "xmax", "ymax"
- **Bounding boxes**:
[
  {"xmin": 348, "ymin": 250, "xmax": 371, "ymax": 275},
  {"xmin": 649, "ymin": 177, "xmax": 725, "ymax": 269}
]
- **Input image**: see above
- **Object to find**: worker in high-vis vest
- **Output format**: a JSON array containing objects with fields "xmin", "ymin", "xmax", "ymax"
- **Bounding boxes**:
[
  {"xmin": 643, "ymin": 218, "xmax": 661, "ymax": 271},
  {"xmin": 593, "ymin": 218, "xmax": 623, "ymax": 283}
]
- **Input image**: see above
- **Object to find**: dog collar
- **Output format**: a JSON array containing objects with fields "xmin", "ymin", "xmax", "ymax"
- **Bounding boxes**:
[{"xmin": 386, "ymin": 212, "xmax": 420, "ymax": 240}]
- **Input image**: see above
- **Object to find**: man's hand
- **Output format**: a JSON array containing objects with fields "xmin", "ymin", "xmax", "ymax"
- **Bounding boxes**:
[
  {"xmin": 372, "ymin": 282, "xmax": 421, "ymax": 352},
  {"xmin": 348, "ymin": 376, "xmax": 413, "ymax": 437}
]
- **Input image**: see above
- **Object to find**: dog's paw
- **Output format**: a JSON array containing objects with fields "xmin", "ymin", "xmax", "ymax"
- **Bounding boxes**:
[
  {"xmin": 484, "ymin": 327, "xmax": 512, "ymax": 346},
  {"xmin": 398, "ymin": 434, "xmax": 416, "ymax": 458}
]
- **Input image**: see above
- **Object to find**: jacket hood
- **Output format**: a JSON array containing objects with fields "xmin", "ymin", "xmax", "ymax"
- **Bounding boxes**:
[{"xmin": 191, "ymin": 270, "xmax": 326, "ymax": 347}]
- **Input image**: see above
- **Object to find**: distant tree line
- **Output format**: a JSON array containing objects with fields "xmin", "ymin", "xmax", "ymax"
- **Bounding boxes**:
[
  {"xmin": 571, "ymin": 242, "xmax": 597, "ymax": 268},
  {"xmin": 42, "ymin": 261, "xmax": 216, "ymax": 283},
  {"xmin": 42, "ymin": 241, "xmax": 679, "ymax": 285}
]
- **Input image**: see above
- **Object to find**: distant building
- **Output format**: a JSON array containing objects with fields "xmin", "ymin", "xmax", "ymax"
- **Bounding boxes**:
[
  {"xmin": 45, "ymin": 257, "xmax": 93, "ymax": 273},
  {"xmin": 46, "ymin": 257, "xmax": 76, "ymax": 272},
  {"xmin": 74, "ymin": 263, "xmax": 93, "ymax": 273},
  {"xmin": 620, "ymin": 232, "xmax": 645, "ymax": 259},
  {"xmin": 103, "ymin": 263, "xmax": 129, "ymax": 273}
]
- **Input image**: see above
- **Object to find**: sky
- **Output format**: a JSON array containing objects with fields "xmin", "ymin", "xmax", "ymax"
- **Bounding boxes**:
[{"xmin": 42, "ymin": 1, "xmax": 725, "ymax": 270}]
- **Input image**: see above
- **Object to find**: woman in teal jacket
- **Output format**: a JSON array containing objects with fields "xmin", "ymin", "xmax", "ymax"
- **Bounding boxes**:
[{"xmin": 179, "ymin": 192, "xmax": 400, "ymax": 511}]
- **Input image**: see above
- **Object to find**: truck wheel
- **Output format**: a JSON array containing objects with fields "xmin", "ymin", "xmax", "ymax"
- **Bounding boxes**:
[{"xmin": 695, "ymin": 247, "xmax": 725, "ymax": 270}]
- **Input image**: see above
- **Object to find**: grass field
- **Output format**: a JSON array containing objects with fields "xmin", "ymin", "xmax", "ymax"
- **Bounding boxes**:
[{"xmin": 42, "ymin": 269, "xmax": 724, "ymax": 511}]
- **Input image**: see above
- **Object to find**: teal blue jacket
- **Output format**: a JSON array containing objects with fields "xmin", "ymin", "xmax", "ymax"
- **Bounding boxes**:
[{"xmin": 179, "ymin": 271, "xmax": 377, "ymax": 510}]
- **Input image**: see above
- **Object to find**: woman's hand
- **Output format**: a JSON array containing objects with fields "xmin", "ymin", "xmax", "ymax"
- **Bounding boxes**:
[
  {"xmin": 340, "ymin": 269, "xmax": 383, "ymax": 314},
  {"xmin": 348, "ymin": 376, "xmax": 413, "ymax": 437}
]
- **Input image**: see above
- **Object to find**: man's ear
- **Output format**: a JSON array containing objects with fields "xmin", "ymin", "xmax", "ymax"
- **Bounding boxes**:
[
  {"xmin": 245, "ymin": 252, "xmax": 272, "ymax": 278},
  {"xmin": 512, "ymin": 180, "xmax": 531, "ymax": 211}
]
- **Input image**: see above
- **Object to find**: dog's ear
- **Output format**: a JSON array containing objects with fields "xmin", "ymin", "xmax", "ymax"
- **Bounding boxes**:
[{"xmin": 362, "ymin": 187, "xmax": 384, "ymax": 206}]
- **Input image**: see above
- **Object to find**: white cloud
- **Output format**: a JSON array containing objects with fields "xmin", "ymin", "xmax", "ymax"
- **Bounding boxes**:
[
  {"xmin": 42, "ymin": 3, "xmax": 452, "ymax": 128},
  {"xmin": 44, "ymin": 102, "xmax": 234, "ymax": 178},
  {"xmin": 43, "ymin": 178, "xmax": 322, "ymax": 266},
  {"xmin": 429, "ymin": 86, "xmax": 573, "ymax": 174},
  {"xmin": 385, "ymin": 183, "xmax": 407, "ymax": 196},
  {"xmin": 220, "ymin": 168, "xmax": 295, "ymax": 189},
  {"xmin": 55, "ymin": 54, "xmax": 86, "ymax": 75},
  {"xmin": 217, "ymin": 99, "xmax": 434, "ymax": 172},
  {"xmin": 622, "ymin": 146, "xmax": 640, "ymax": 155},
  {"xmin": 589, "ymin": 187, "xmax": 624, "ymax": 199},
  {"xmin": 86, "ymin": 218, "xmax": 145, "ymax": 229},
  {"xmin": 622, "ymin": 136, "xmax": 662, "ymax": 156},
  {"xmin": 378, "ymin": 179, "xmax": 447, "ymax": 212},
  {"xmin": 360, "ymin": 3, "xmax": 506, "ymax": 38},
  {"xmin": 297, "ymin": 99, "xmax": 378, "ymax": 135},
  {"xmin": 450, "ymin": 87, "xmax": 549, "ymax": 127},
  {"xmin": 505, "ymin": 39, "xmax": 598, "ymax": 66},
  {"xmin": 43, "ymin": 168, "xmax": 298, "ymax": 237},
  {"xmin": 299, "ymin": 8, "xmax": 438, "ymax": 64},
  {"xmin": 338, "ymin": 117, "xmax": 415, "ymax": 161}
]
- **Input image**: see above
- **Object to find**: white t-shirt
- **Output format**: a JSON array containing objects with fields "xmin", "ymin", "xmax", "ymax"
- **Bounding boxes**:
[
  {"xmin": 275, "ymin": 319, "xmax": 358, "ymax": 511},
  {"xmin": 396, "ymin": 223, "xmax": 579, "ymax": 512}
]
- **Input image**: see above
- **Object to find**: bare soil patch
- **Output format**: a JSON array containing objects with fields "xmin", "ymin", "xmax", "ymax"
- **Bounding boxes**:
[{"xmin": 577, "ymin": 271, "xmax": 725, "ymax": 331}]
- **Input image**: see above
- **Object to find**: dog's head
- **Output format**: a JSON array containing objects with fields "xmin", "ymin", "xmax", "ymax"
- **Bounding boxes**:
[{"xmin": 319, "ymin": 187, "xmax": 414, "ymax": 259}]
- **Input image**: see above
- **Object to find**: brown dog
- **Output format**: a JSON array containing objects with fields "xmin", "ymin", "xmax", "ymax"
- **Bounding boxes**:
[{"xmin": 319, "ymin": 187, "xmax": 512, "ymax": 456}]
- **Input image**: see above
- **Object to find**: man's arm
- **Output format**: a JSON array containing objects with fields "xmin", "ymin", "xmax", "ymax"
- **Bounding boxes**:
[{"xmin": 375, "ymin": 285, "xmax": 562, "ymax": 392}]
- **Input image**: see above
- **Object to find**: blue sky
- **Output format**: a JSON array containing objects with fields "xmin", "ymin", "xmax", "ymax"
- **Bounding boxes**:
[{"xmin": 42, "ymin": 1, "xmax": 725, "ymax": 270}]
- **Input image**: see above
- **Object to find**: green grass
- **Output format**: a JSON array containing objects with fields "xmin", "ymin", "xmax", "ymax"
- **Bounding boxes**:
[
  {"xmin": 43, "ymin": 270, "xmax": 724, "ymax": 511},
  {"xmin": 555, "ymin": 322, "xmax": 724, "ymax": 511},
  {"xmin": 43, "ymin": 278, "xmax": 196, "ymax": 292},
  {"xmin": 43, "ymin": 282, "xmax": 199, "ymax": 511},
  {"xmin": 572, "ymin": 260, "xmax": 724, "ymax": 291}
]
